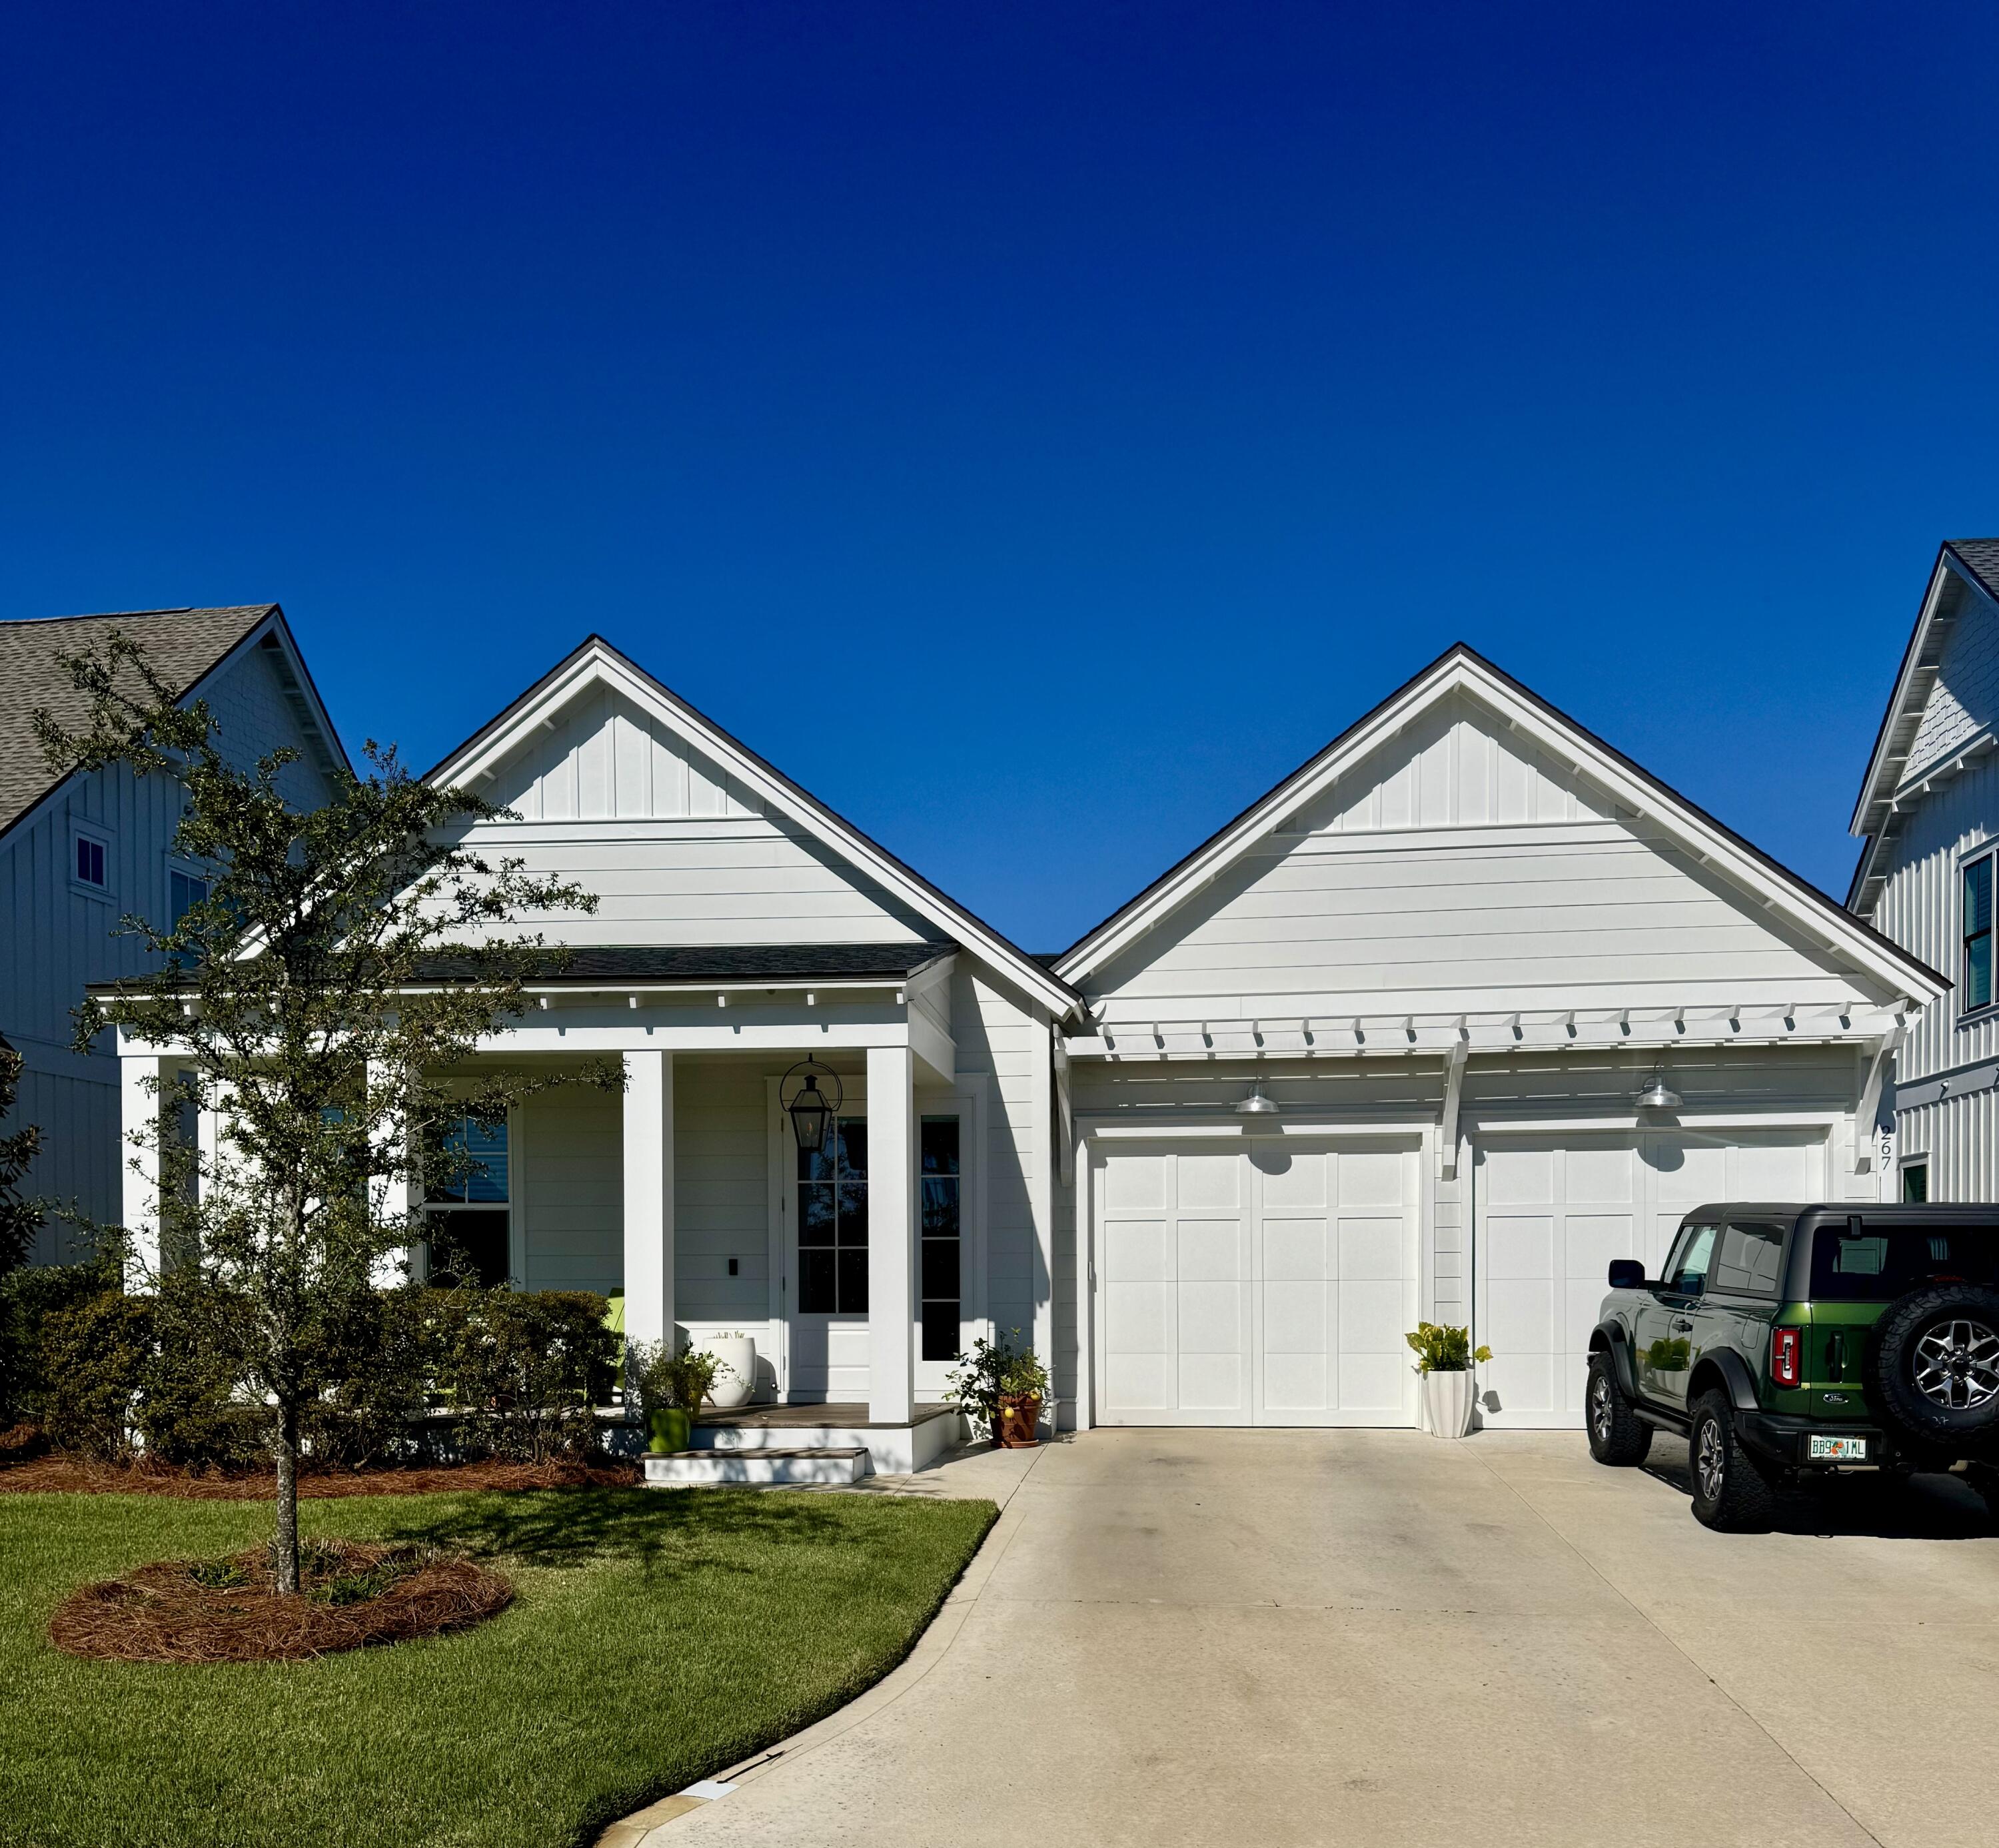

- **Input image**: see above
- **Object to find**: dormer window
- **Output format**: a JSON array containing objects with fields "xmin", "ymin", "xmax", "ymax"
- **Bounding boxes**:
[{"xmin": 1963, "ymin": 851, "xmax": 1994, "ymax": 1013}]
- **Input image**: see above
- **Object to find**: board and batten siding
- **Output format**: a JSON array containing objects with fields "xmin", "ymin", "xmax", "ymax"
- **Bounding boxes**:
[{"xmin": 1, "ymin": 641, "xmax": 336, "ymax": 1258}]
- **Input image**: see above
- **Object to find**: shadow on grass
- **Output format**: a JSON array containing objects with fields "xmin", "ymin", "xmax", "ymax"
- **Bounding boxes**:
[
  {"xmin": 1641, "ymin": 1456, "xmax": 1999, "ymax": 1540},
  {"xmin": 382, "ymin": 1487, "xmax": 856, "ymax": 1573}
]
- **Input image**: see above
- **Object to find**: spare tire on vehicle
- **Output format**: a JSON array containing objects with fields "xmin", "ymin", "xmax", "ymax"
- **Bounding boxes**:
[{"xmin": 1864, "ymin": 1283, "xmax": 1999, "ymax": 1455}]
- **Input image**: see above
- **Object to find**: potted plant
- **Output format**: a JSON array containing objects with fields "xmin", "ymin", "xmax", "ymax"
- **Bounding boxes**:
[
  {"xmin": 706, "ymin": 1331, "xmax": 758, "ymax": 1410},
  {"xmin": 1405, "ymin": 1322, "xmax": 1491, "ymax": 1438},
  {"xmin": 946, "ymin": 1330, "xmax": 1048, "ymax": 1448},
  {"xmin": 626, "ymin": 1339, "xmax": 721, "ymax": 1455}
]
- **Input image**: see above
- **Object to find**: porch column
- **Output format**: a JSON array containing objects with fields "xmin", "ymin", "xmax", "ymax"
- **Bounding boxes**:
[
  {"xmin": 866, "ymin": 1044, "xmax": 917, "ymax": 1425},
  {"xmin": 364, "ymin": 1059, "xmax": 416, "ymax": 1286},
  {"xmin": 622, "ymin": 1050, "xmax": 676, "ymax": 1349},
  {"xmin": 119, "ymin": 1053, "xmax": 170, "ymax": 1289}
]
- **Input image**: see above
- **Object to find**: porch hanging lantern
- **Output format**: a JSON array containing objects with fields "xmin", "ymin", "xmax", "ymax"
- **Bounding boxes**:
[{"xmin": 780, "ymin": 1058, "xmax": 842, "ymax": 1153}]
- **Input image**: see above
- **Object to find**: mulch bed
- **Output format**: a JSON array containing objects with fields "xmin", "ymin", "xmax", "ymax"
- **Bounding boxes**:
[
  {"xmin": 0, "ymin": 1454, "xmax": 641, "ymax": 1498},
  {"xmin": 48, "ymin": 1538, "xmax": 514, "ymax": 1663}
]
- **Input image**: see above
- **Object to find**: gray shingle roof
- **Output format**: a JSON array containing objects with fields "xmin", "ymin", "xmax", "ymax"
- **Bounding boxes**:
[
  {"xmin": 0, "ymin": 604, "xmax": 276, "ymax": 835},
  {"xmin": 1947, "ymin": 539, "xmax": 1999, "ymax": 601}
]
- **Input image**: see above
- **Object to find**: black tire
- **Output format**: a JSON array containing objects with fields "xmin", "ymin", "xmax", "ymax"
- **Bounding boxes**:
[
  {"xmin": 1688, "ymin": 1390, "xmax": 1776, "ymax": 1531},
  {"xmin": 1585, "ymin": 1351, "xmax": 1652, "ymax": 1465},
  {"xmin": 1864, "ymin": 1284, "xmax": 1999, "ymax": 1455}
]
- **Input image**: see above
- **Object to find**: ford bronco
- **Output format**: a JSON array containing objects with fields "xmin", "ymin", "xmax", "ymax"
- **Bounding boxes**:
[{"xmin": 1587, "ymin": 1204, "xmax": 1999, "ymax": 1529}]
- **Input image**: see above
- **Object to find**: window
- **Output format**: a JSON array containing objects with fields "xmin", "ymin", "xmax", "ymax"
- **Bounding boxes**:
[
  {"xmin": 71, "ymin": 825, "xmax": 110, "ymax": 895},
  {"xmin": 1965, "ymin": 853, "xmax": 1995, "ymax": 1012},
  {"xmin": 170, "ymin": 868, "xmax": 209, "ymax": 928},
  {"xmin": 1710, "ymin": 1222, "xmax": 1784, "ymax": 1296},
  {"xmin": 424, "ymin": 1115, "xmax": 510, "ymax": 1288},
  {"xmin": 1902, "ymin": 1161, "xmax": 1929, "ymax": 1204},
  {"xmin": 920, "ymin": 1117, "xmax": 961, "ymax": 1362},
  {"xmin": 798, "ymin": 1117, "xmax": 868, "ymax": 1314},
  {"xmin": 1810, "ymin": 1219, "xmax": 1999, "ymax": 1301},
  {"xmin": 1663, "ymin": 1222, "xmax": 1719, "ymax": 1296}
]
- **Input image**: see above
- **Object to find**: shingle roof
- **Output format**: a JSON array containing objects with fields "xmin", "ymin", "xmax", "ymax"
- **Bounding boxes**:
[
  {"xmin": 410, "ymin": 942, "xmax": 958, "ymax": 985},
  {"xmin": 1947, "ymin": 538, "xmax": 1999, "ymax": 601},
  {"xmin": 0, "ymin": 604, "xmax": 277, "ymax": 835}
]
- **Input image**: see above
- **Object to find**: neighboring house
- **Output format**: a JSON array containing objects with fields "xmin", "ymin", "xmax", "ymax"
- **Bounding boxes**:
[
  {"xmin": 109, "ymin": 635, "xmax": 1938, "ymax": 1443},
  {"xmin": 1848, "ymin": 540, "xmax": 1999, "ymax": 1204},
  {"xmin": 0, "ymin": 605, "xmax": 346, "ymax": 1261}
]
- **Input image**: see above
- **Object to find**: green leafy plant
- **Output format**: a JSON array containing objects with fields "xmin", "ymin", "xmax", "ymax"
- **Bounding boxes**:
[
  {"xmin": 1404, "ymin": 1322, "xmax": 1492, "ymax": 1374},
  {"xmin": 624, "ymin": 1338, "xmax": 720, "ymax": 1415},
  {"xmin": 946, "ymin": 1328, "xmax": 1045, "ymax": 1432},
  {"xmin": 432, "ymin": 1291, "xmax": 618, "ymax": 1462}
]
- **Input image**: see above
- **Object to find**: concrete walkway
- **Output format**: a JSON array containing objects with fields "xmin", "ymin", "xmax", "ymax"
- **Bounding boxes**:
[{"xmin": 630, "ymin": 1430, "xmax": 1999, "ymax": 1848}]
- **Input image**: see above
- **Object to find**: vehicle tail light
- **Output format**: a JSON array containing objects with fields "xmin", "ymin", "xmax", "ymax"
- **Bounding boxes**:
[{"xmin": 1772, "ymin": 1326, "xmax": 1802, "ymax": 1389}]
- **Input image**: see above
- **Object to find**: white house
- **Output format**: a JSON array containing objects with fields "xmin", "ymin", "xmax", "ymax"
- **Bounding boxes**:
[
  {"xmin": 2, "ymin": 604, "xmax": 345, "ymax": 1262},
  {"xmin": 109, "ymin": 634, "xmax": 1942, "ymax": 1460},
  {"xmin": 1847, "ymin": 539, "xmax": 1999, "ymax": 1204}
]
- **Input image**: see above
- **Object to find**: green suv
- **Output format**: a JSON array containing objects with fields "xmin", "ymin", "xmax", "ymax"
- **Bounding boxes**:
[{"xmin": 1587, "ymin": 1204, "xmax": 1999, "ymax": 1529}]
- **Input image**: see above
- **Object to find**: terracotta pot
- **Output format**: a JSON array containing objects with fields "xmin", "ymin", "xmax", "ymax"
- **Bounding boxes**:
[{"xmin": 996, "ymin": 1393, "xmax": 1042, "ymax": 1448}]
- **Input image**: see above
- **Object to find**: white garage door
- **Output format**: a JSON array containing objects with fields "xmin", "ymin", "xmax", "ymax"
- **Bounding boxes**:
[
  {"xmin": 1473, "ymin": 1129, "xmax": 1826, "ymax": 1428},
  {"xmin": 1094, "ymin": 1139, "xmax": 1420, "ymax": 1426}
]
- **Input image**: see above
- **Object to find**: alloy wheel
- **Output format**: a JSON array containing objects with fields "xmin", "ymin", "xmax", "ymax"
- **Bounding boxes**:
[
  {"xmin": 1696, "ymin": 1418, "xmax": 1725, "ymax": 1502},
  {"xmin": 1912, "ymin": 1318, "xmax": 1999, "ymax": 1411},
  {"xmin": 1589, "ymin": 1372, "xmax": 1613, "ymax": 1441}
]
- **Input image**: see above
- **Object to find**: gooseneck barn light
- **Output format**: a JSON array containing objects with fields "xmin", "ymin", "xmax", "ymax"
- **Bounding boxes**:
[
  {"xmin": 1635, "ymin": 1064, "xmax": 1683, "ymax": 1111},
  {"xmin": 1235, "ymin": 1080, "xmax": 1281, "ymax": 1117}
]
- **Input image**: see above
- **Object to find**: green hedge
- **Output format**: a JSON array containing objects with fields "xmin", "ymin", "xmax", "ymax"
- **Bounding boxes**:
[{"xmin": 1, "ymin": 1272, "xmax": 617, "ymax": 1472}]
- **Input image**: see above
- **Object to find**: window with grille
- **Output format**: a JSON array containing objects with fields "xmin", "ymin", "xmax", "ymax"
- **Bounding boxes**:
[
  {"xmin": 920, "ymin": 1117, "xmax": 961, "ymax": 1361},
  {"xmin": 798, "ymin": 1117, "xmax": 868, "ymax": 1314}
]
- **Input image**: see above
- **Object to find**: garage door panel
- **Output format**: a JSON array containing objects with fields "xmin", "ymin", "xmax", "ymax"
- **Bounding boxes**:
[
  {"xmin": 1487, "ymin": 1212, "xmax": 1554, "ymax": 1280},
  {"xmin": 1337, "ymin": 1149, "xmax": 1405, "ymax": 1207},
  {"xmin": 1485, "ymin": 1145, "xmax": 1555, "ymax": 1206},
  {"xmin": 1176, "ymin": 1280, "xmax": 1247, "ymax": 1352},
  {"xmin": 1565, "ymin": 1212, "xmax": 1637, "ymax": 1278},
  {"xmin": 1263, "ymin": 1350, "xmax": 1328, "ymax": 1412},
  {"xmin": 1485, "ymin": 1353, "xmax": 1553, "ymax": 1418},
  {"xmin": 1732, "ymin": 1137, "xmax": 1821, "ymax": 1197},
  {"xmin": 1179, "ymin": 1349, "xmax": 1246, "ymax": 1411},
  {"xmin": 1105, "ymin": 1151, "xmax": 1168, "ymax": 1211},
  {"xmin": 1177, "ymin": 1218, "xmax": 1245, "ymax": 1281},
  {"xmin": 1260, "ymin": 1151, "xmax": 1328, "ymax": 1210},
  {"xmin": 1337, "ymin": 1215, "xmax": 1405, "ymax": 1281},
  {"xmin": 1651, "ymin": 1138, "xmax": 1727, "ymax": 1207},
  {"xmin": 1105, "ymin": 1351, "xmax": 1173, "ymax": 1412},
  {"xmin": 1105, "ymin": 1279, "xmax": 1173, "ymax": 1354},
  {"xmin": 1485, "ymin": 1275, "xmax": 1555, "ymax": 1356},
  {"xmin": 1263, "ymin": 1280, "xmax": 1328, "ymax": 1354},
  {"xmin": 1337, "ymin": 1278, "xmax": 1403, "ymax": 1352},
  {"xmin": 1567, "ymin": 1147, "xmax": 1636, "ymax": 1201},
  {"xmin": 1176, "ymin": 1153, "xmax": 1242, "ymax": 1210},
  {"xmin": 1337, "ymin": 1351, "xmax": 1405, "ymax": 1412},
  {"xmin": 1263, "ymin": 1218, "xmax": 1327, "ymax": 1282},
  {"xmin": 1103, "ymin": 1218, "xmax": 1171, "ymax": 1281}
]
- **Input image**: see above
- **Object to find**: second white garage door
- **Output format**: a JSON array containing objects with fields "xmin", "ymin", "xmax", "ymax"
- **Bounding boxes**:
[
  {"xmin": 1473, "ymin": 1128, "xmax": 1828, "ymax": 1428},
  {"xmin": 1094, "ymin": 1139, "xmax": 1421, "ymax": 1426}
]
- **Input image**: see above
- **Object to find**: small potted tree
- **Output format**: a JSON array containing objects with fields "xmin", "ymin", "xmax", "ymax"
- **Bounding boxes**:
[
  {"xmin": 627, "ymin": 1339, "xmax": 720, "ymax": 1456},
  {"xmin": 1405, "ymin": 1322, "xmax": 1491, "ymax": 1439},
  {"xmin": 946, "ymin": 1328, "xmax": 1048, "ymax": 1447}
]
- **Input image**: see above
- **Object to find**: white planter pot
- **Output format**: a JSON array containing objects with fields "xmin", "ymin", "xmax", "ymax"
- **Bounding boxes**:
[
  {"xmin": 1421, "ymin": 1368, "xmax": 1477, "ymax": 1439},
  {"xmin": 706, "ymin": 1336, "xmax": 758, "ymax": 1410}
]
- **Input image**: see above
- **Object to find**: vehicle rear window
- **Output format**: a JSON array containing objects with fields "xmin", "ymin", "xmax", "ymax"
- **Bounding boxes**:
[
  {"xmin": 1809, "ymin": 1223, "xmax": 1999, "ymax": 1300},
  {"xmin": 1710, "ymin": 1222, "xmax": 1785, "ymax": 1296}
]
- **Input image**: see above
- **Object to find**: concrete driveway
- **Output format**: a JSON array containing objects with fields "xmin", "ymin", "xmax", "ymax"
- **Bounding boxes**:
[{"xmin": 648, "ymin": 1429, "xmax": 1999, "ymax": 1848}]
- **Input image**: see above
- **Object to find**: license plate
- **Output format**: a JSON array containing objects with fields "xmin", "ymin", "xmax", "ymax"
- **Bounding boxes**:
[{"xmin": 1808, "ymin": 1435, "xmax": 1868, "ymax": 1462}]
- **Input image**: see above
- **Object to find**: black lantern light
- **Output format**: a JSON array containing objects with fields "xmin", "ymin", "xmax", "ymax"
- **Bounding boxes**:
[{"xmin": 780, "ymin": 1059, "xmax": 842, "ymax": 1153}]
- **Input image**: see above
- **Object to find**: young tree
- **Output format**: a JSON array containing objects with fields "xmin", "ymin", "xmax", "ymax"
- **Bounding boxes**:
[
  {"xmin": 37, "ymin": 634, "xmax": 614, "ymax": 1591},
  {"xmin": 0, "ymin": 1039, "xmax": 43, "ymax": 1276}
]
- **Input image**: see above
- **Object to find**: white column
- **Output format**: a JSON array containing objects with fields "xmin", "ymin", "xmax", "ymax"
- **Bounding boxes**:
[
  {"xmin": 119, "ymin": 1053, "xmax": 169, "ymax": 1289},
  {"xmin": 622, "ymin": 1050, "xmax": 675, "ymax": 1349},
  {"xmin": 867, "ymin": 1044, "xmax": 917, "ymax": 1425},
  {"xmin": 365, "ymin": 1059, "xmax": 416, "ymax": 1286}
]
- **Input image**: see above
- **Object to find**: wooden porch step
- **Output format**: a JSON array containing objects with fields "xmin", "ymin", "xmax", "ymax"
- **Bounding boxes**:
[{"xmin": 642, "ymin": 1446, "xmax": 874, "ymax": 1488}]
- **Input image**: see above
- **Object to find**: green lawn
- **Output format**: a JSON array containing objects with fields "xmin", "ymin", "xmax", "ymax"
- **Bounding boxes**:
[{"xmin": 0, "ymin": 1486, "xmax": 996, "ymax": 1848}]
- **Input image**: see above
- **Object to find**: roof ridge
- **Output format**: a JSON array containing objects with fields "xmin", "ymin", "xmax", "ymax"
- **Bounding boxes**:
[{"xmin": 0, "ymin": 602, "xmax": 276, "ymax": 629}]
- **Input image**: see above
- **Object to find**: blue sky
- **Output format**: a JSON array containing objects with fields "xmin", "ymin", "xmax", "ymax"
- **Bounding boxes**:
[{"xmin": 5, "ymin": 3, "xmax": 1997, "ymax": 951}]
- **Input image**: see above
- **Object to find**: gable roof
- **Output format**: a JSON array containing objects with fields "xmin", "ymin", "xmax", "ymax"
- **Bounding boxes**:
[
  {"xmin": 1057, "ymin": 642, "xmax": 1944, "ymax": 1005},
  {"xmin": 422, "ymin": 636, "xmax": 1081, "ymax": 1019},
  {"xmin": 0, "ymin": 602, "xmax": 350, "ymax": 843},
  {"xmin": 1846, "ymin": 541, "xmax": 1999, "ymax": 914}
]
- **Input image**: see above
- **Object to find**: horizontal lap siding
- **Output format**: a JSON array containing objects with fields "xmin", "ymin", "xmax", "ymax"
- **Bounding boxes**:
[
  {"xmin": 1, "ymin": 643, "xmax": 334, "ymax": 1240},
  {"xmin": 1093, "ymin": 831, "xmax": 1850, "ymax": 1015},
  {"xmin": 520, "ymin": 1088, "xmax": 621, "ymax": 1294}
]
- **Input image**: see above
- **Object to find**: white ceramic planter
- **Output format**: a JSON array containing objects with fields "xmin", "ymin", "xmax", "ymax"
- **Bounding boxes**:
[
  {"xmin": 706, "ymin": 1336, "xmax": 758, "ymax": 1410},
  {"xmin": 1421, "ymin": 1368, "xmax": 1477, "ymax": 1439}
]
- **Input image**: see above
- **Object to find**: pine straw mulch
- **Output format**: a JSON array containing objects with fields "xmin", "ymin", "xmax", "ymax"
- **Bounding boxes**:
[
  {"xmin": 0, "ymin": 1452, "xmax": 642, "ymax": 1499},
  {"xmin": 48, "ymin": 1538, "xmax": 514, "ymax": 1663}
]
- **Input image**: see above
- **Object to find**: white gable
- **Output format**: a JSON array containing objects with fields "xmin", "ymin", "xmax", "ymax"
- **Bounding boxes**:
[
  {"xmin": 488, "ymin": 684, "xmax": 763, "ymax": 823},
  {"xmin": 1904, "ymin": 590, "xmax": 1999, "ymax": 785},
  {"xmin": 1062, "ymin": 648, "xmax": 1941, "ymax": 1029},
  {"xmin": 1288, "ymin": 690, "xmax": 1610, "ymax": 835}
]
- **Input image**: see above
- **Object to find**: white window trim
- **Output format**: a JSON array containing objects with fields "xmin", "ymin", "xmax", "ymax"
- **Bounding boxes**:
[
  {"xmin": 422, "ymin": 1106, "xmax": 517, "ymax": 1288},
  {"xmin": 69, "ymin": 817, "xmax": 114, "ymax": 901},
  {"xmin": 1963, "ymin": 846, "xmax": 1998, "ymax": 1023}
]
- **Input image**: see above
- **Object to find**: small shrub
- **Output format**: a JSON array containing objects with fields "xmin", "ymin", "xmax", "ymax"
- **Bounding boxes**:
[
  {"xmin": 0, "ymin": 1258, "xmax": 118, "ymax": 1429},
  {"xmin": 139, "ymin": 1275, "xmax": 264, "ymax": 1470},
  {"xmin": 433, "ymin": 1289, "xmax": 616, "ymax": 1462},
  {"xmin": 624, "ymin": 1338, "xmax": 720, "ymax": 1415},
  {"xmin": 1404, "ymin": 1322, "xmax": 1491, "ymax": 1374},
  {"xmin": 39, "ymin": 1290, "xmax": 155, "ymax": 1460},
  {"xmin": 945, "ymin": 1328, "xmax": 1045, "ymax": 1432}
]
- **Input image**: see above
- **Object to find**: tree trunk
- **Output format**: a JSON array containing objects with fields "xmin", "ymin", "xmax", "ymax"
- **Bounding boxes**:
[{"xmin": 273, "ymin": 1400, "xmax": 301, "ymax": 1594}]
